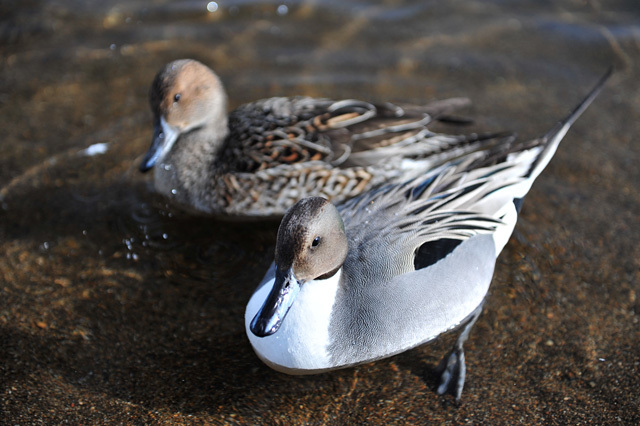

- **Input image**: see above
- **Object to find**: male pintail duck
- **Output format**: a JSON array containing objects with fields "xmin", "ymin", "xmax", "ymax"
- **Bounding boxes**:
[
  {"xmin": 245, "ymin": 70, "xmax": 610, "ymax": 400},
  {"xmin": 140, "ymin": 59, "xmax": 508, "ymax": 217}
]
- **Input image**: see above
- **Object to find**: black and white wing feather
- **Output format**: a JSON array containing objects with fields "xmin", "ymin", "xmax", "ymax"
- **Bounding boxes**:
[{"xmin": 339, "ymin": 69, "xmax": 611, "ymax": 265}]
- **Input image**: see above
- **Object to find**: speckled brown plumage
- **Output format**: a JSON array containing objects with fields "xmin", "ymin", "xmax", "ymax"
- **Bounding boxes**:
[{"xmin": 140, "ymin": 59, "xmax": 508, "ymax": 218}]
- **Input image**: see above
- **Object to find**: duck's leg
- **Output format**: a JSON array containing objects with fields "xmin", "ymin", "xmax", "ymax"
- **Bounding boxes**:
[{"xmin": 435, "ymin": 301, "xmax": 484, "ymax": 401}]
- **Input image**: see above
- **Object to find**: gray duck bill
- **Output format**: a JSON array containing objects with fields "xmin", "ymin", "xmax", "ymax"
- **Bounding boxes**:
[{"xmin": 250, "ymin": 267, "xmax": 301, "ymax": 337}]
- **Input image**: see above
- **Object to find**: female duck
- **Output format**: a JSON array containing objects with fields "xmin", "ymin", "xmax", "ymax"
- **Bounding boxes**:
[
  {"xmin": 140, "ymin": 59, "xmax": 501, "ymax": 217},
  {"xmin": 245, "ymin": 71, "xmax": 609, "ymax": 399}
]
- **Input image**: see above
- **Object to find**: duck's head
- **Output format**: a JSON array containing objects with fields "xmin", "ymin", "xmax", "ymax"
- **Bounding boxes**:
[
  {"xmin": 250, "ymin": 197, "xmax": 348, "ymax": 337},
  {"xmin": 140, "ymin": 59, "xmax": 228, "ymax": 172}
]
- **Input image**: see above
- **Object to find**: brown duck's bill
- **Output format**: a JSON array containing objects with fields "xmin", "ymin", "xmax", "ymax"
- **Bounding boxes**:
[{"xmin": 140, "ymin": 117, "xmax": 180, "ymax": 172}]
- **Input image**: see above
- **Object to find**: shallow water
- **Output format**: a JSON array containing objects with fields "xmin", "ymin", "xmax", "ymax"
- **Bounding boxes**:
[{"xmin": 1, "ymin": 0, "xmax": 639, "ymax": 423}]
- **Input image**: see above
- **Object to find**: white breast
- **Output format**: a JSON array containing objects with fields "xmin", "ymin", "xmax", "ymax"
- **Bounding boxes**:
[{"xmin": 244, "ymin": 270, "xmax": 342, "ymax": 373}]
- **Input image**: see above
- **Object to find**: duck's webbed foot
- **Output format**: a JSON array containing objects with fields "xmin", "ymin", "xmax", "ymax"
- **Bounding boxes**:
[
  {"xmin": 436, "ymin": 346, "xmax": 466, "ymax": 401},
  {"xmin": 435, "ymin": 301, "xmax": 484, "ymax": 401}
]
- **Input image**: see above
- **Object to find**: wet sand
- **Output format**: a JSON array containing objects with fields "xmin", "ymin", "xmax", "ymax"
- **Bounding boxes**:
[{"xmin": 1, "ymin": 1, "xmax": 639, "ymax": 424}]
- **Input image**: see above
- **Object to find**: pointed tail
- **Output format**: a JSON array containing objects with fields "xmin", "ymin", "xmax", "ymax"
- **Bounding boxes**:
[{"xmin": 528, "ymin": 67, "xmax": 612, "ymax": 180}]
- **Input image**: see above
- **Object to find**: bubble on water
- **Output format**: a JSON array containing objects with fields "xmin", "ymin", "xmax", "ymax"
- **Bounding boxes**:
[
  {"xmin": 123, "ymin": 238, "xmax": 134, "ymax": 251},
  {"xmin": 206, "ymin": 2, "xmax": 218, "ymax": 12},
  {"xmin": 277, "ymin": 5, "xmax": 288, "ymax": 15},
  {"xmin": 79, "ymin": 142, "xmax": 109, "ymax": 157},
  {"xmin": 125, "ymin": 252, "xmax": 139, "ymax": 261}
]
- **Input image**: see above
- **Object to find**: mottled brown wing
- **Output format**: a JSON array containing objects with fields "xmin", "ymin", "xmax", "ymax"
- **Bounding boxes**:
[
  {"xmin": 212, "ymin": 163, "xmax": 396, "ymax": 218},
  {"xmin": 216, "ymin": 96, "xmax": 473, "ymax": 174}
]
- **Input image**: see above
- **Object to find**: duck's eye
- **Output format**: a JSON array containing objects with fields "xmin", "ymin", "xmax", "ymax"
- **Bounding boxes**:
[
  {"xmin": 173, "ymin": 93, "xmax": 181, "ymax": 102},
  {"xmin": 311, "ymin": 236, "xmax": 321, "ymax": 248}
]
